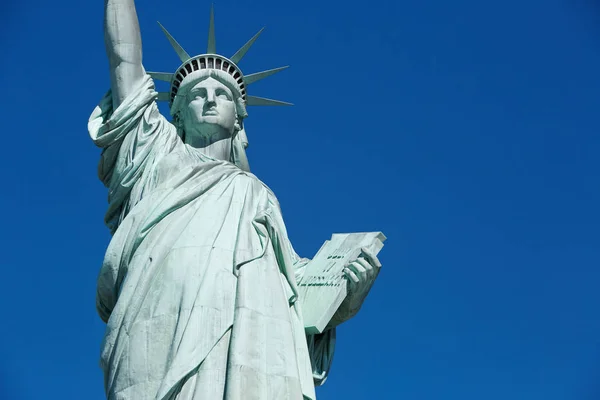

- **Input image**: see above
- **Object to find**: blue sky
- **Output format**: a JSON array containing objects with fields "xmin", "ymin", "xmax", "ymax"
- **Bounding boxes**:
[{"xmin": 1, "ymin": 0, "xmax": 600, "ymax": 398}]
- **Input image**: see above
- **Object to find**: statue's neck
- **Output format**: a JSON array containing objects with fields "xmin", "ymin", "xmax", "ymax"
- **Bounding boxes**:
[
  {"xmin": 189, "ymin": 137, "xmax": 232, "ymax": 162},
  {"xmin": 184, "ymin": 128, "xmax": 233, "ymax": 162}
]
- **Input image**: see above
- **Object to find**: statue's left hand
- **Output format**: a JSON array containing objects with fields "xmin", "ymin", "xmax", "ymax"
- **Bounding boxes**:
[
  {"xmin": 343, "ymin": 247, "xmax": 381, "ymax": 305},
  {"xmin": 325, "ymin": 247, "xmax": 382, "ymax": 329}
]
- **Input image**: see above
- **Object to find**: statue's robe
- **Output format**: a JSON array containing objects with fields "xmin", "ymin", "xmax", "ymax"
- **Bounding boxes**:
[{"xmin": 88, "ymin": 75, "xmax": 335, "ymax": 400}]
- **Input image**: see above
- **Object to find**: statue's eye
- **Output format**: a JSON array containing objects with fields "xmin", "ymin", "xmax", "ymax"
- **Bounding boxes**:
[
  {"xmin": 216, "ymin": 89, "xmax": 231, "ymax": 100},
  {"xmin": 192, "ymin": 89, "xmax": 207, "ymax": 99}
]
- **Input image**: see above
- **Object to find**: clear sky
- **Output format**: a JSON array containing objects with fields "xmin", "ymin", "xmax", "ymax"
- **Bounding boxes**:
[{"xmin": 1, "ymin": 0, "xmax": 600, "ymax": 399}]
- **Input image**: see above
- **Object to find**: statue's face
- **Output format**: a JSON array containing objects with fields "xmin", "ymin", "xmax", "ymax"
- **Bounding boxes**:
[{"xmin": 182, "ymin": 77, "xmax": 237, "ymax": 138}]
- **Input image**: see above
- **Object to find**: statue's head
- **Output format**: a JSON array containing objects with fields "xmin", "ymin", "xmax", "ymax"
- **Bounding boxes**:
[
  {"xmin": 171, "ymin": 68, "xmax": 248, "ymax": 144},
  {"xmin": 149, "ymin": 7, "xmax": 292, "ymax": 169}
]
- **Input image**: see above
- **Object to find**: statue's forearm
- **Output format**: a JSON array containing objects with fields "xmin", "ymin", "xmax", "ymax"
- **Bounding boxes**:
[
  {"xmin": 326, "ymin": 299, "xmax": 360, "ymax": 329},
  {"xmin": 104, "ymin": 0, "xmax": 145, "ymax": 107}
]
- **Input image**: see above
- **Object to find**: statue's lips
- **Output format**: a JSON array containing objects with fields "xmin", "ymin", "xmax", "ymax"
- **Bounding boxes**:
[{"xmin": 203, "ymin": 110, "xmax": 219, "ymax": 116}]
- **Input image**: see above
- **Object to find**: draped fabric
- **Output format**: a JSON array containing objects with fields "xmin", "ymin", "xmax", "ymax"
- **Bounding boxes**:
[{"xmin": 88, "ymin": 75, "xmax": 335, "ymax": 400}]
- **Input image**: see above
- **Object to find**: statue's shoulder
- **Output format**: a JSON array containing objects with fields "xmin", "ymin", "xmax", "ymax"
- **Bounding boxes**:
[{"xmin": 244, "ymin": 172, "xmax": 276, "ymax": 196}]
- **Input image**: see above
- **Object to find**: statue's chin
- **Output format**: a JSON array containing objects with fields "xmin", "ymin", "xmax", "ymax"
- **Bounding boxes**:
[
  {"xmin": 199, "ymin": 115, "xmax": 220, "ymax": 123},
  {"xmin": 191, "ymin": 118, "xmax": 234, "ymax": 133}
]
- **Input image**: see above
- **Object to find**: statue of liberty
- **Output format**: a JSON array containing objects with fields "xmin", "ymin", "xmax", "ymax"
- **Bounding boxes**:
[{"xmin": 89, "ymin": 1, "xmax": 384, "ymax": 399}]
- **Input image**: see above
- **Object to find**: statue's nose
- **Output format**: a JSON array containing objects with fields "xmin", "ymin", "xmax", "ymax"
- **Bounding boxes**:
[{"xmin": 206, "ymin": 90, "xmax": 216, "ymax": 103}]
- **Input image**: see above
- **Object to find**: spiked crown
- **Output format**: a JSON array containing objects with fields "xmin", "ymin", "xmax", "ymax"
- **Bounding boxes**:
[{"xmin": 149, "ymin": 6, "xmax": 291, "ymax": 109}]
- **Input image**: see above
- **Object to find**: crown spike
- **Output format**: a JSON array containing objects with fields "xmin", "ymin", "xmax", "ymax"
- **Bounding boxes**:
[
  {"xmin": 244, "ymin": 66, "xmax": 289, "ymax": 86},
  {"xmin": 207, "ymin": 5, "xmax": 216, "ymax": 53},
  {"xmin": 148, "ymin": 72, "xmax": 173, "ymax": 82},
  {"xmin": 246, "ymin": 95, "xmax": 293, "ymax": 106},
  {"xmin": 157, "ymin": 22, "xmax": 191, "ymax": 63},
  {"xmin": 157, "ymin": 92, "xmax": 171, "ymax": 102},
  {"xmin": 230, "ymin": 28, "xmax": 265, "ymax": 64},
  {"xmin": 154, "ymin": 7, "xmax": 290, "ymax": 110}
]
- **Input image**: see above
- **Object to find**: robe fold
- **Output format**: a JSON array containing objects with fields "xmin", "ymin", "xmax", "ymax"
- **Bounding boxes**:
[{"xmin": 88, "ymin": 75, "xmax": 335, "ymax": 400}]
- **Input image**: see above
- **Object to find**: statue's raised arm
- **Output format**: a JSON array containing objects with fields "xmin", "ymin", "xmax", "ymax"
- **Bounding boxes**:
[{"xmin": 104, "ymin": 0, "xmax": 145, "ymax": 108}]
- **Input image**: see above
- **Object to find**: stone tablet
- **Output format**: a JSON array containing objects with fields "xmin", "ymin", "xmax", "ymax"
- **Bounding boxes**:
[{"xmin": 299, "ymin": 232, "xmax": 386, "ymax": 334}]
